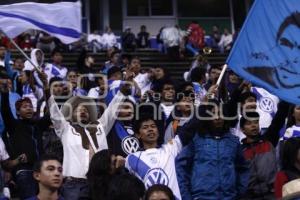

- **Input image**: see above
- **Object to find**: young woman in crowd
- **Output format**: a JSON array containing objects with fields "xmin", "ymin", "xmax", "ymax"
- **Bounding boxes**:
[
  {"xmin": 274, "ymin": 138, "xmax": 300, "ymax": 199},
  {"xmin": 86, "ymin": 150, "xmax": 126, "ymax": 200},
  {"xmin": 282, "ymin": 105, "xmax": 300, "ymax": 140}
]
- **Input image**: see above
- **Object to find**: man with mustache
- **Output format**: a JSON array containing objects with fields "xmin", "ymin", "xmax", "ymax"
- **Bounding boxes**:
[{"xmin": 39, "ymin": 71, "xmax": 132, "ymax": 200}]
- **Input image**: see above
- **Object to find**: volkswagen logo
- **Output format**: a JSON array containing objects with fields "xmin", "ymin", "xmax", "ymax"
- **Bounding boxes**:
[{"xmin": 122, "ymin": 136, "xmax": 139, "ymax": 155}]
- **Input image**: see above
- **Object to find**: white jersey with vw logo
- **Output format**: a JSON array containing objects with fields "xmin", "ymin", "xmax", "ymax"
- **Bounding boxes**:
[
  {"xmin": 125, "ymin": 136, "xmax": 182, "ymax": 200},
  {"xmin": 251, "ymin": 87, "xmax": 279, "ymax": 129}
]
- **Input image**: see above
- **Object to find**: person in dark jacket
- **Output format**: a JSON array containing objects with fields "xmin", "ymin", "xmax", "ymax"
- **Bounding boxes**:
[
  {"xmin": 1, "ymin": 85, "xmax": 51, "ymax": 199},
  {"xmin": 137, "ymin": 25, "xmax": 150, "ymax": 48},
  {"xmin": 240, "ymin": 101, "xmax": 290, "ymax": 200},
  {"xmin": 175, "ymin": 99, "xmax": 249, "ymax": 200},
  {"xmin": 121, "ymin": 27, "xmax": 136, "ymax": 52}
]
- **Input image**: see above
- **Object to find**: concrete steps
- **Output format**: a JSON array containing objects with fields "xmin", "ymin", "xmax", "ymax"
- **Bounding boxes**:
[{"xmin": 10, "ymin": 49, "xmax": 228, "ymax": 80}]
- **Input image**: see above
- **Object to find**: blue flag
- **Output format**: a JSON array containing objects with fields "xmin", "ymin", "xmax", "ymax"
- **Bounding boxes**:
[{"xmin": 227, "ymin": 0, "xmax": 300, "ymax": 104}]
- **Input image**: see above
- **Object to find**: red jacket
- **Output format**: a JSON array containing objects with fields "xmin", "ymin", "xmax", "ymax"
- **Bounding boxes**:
[{"xmin": 187, "ymin": 23, "xmax": 205, "ymax": 48}]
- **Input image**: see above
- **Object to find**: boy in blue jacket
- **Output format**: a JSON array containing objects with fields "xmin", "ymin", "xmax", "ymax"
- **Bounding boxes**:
[{"xmin": 175, "ymin": 99, "xmax": 249, "ymax": 200}]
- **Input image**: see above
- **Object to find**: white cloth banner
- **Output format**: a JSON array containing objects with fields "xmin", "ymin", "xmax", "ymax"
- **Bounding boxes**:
[{"xmin": 0, "ymin": 1, "xmax": 81, "ymax": 44}]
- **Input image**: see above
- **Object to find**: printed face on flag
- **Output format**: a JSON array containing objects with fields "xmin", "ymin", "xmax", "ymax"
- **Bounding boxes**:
[{"xmin": 227, "ymin": 0, "xmax": 300, "ymax": 104}]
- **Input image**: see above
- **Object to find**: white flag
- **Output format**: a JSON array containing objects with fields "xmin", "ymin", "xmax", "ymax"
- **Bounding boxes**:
[{"xmin": 0, "ymin": 1, "xmax": 81, "ymax": 44}]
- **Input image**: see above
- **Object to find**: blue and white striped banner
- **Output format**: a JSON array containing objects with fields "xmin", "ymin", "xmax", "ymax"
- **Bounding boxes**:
[{"xmin": 0, "ymin": 1, "xmax": 81, "ymax": 44}]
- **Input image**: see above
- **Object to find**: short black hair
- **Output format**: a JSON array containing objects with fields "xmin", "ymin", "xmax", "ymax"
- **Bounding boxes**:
[
  {"xmin": 0, "ymin": 68, "xmax": 9, "ymax": 79},
  {"xmin": 277, "ymin": 12, "xmax": 300, "ymax": 44},
  {"xmin": 67, "ymin": 69, "xmax": 79, "ymax": 75},
  {"xmin": 153, "ymin": 66, "xmax": 170, "ymax": 79},
  {"xmin": 121, "ymin": 53, "xmax": 132, "ymax": 60},
  {"xmin": 133, "ymin": 115, "xmax": 156, "ymax": 134},
  {"xmin": 239, "ymin": 92, "xmax": 257, "ymax": 104},
  {"xmin": 107, "ymin": 66, "xmax": 121, "ymax": 79},
  {"xmin": 190, "ymin": 67, "xmax": 206, "ymax": 82},
  {"xmin": 51, "ymin": 48, "xmax": 63, "ymax": 57},
  {"xmin": 110, "ymin": 50, "xmax": 120, "ymax": 59},
  {"xmin": 195, "ymin": 99, "xmax": 231, "ymax": 134},
  {"xmin": 176, "ymin": 89, "xmax": 195, "ymax": 102},
  {"xmin": 49, "ymin": 77, "xmax": 63, "ymax": 88},
  {"xmin": 287, "ymin": 105, "xmax": 300, "ymax": 128},
  {"xmin": 209, "ymin": 65, "xmax": 222, "ymax": 73},
  {"xmin": 108, "ymin": 173, "xmax": 145, "ymax": 200},
  {"xmin": 130, "ymin": 56, "xmax": 140, "ymax": 64},
  {"xmin": 145, "ymin": 184, "xmax": 175, "ymax": 200},
  {"xmin": 33, "ymin": 155, "xmax": 61, "ymax": 172},
  {"xmin": 178, "ymin": 81, "xmax": 194, "ymax": 92},
  {"xmin": 153, "ymin": 79, "xmax": 174, "ymax": 93},
  {"xmin": 240, "ymin": 111, "xmax": 260, "ymax": 129}
]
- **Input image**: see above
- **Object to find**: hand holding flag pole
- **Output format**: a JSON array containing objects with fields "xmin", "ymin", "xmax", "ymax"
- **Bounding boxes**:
[
  {"xmin": 215, "ymin": 64, "xmax": 228, "ymax": 89},
  {"xmin": 205, "ymin": 64, "xmax": 227, "ymax": 100}
]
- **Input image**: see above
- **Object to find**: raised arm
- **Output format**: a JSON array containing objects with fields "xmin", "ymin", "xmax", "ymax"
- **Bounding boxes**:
[
  {"xmin": 77, "ymin": 49, "xmax": 87, "ymax": 74},
  {"xmin": 98, "ymin": 91, "xmax": 125, "ymax": 135},
  {"xmin": 98, "ymin": 75, "xmax": 133, "ymax": 135},
  {"xmin": 227, "ymin": 81, "xmax": 251, "ymax": 128},
  {"xmin": 175, "ymin": 105, "xmax": 206, "ymax": 146},
  {"xmin": 165, "ymin": 106, "xmax": 202, "ymax": 156},
  {"xmin": 47, "ymin": 96, "xmax": 69, "ymax": 138},
  {"xmin": 39, "ymin": 71, "xmax": 69, "ymax": 138},
  {"xmin": 1, "ymin": 88, "xmax": 17, "ymax": 134},
  {"xmin": 4, "ymin": 51, "xmax": 14, "ymax": 79},
  {"xmin": 264, "ymin": 101, "xmax": 290, "ymax": 147}
]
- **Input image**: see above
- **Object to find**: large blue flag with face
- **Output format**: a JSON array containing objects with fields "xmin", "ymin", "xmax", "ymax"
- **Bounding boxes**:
[{"xmin": 227, "ymin": 0, "xmax": 300, "ymax": 104}]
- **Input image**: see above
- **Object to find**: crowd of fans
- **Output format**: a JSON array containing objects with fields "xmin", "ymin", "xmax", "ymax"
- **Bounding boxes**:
[
  {"xmin": 0, "ymin": 22, "xmax": 234, "ymax": 57},
  {"xmin": 0, "ymin": 22, "xmax": 299, "ymax": 200}
]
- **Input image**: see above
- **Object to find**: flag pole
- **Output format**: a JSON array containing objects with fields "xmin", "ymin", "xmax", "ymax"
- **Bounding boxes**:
[
  {"xmin": 8, "ymin": 38, "xmax": 42, "ymax": 72},
  {"xmin": 216, "ymin": 64, "xmax": 228, "ymax": 86}
]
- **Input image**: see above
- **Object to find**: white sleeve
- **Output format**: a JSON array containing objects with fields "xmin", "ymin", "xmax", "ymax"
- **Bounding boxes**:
[
  {"xmin": 97, "ymin": 91, "xmax": 125, "ymax": 135},
  {"xmin": 125, "ymin": 154, "xmax": 141, "ymax": 179},
  {"xmin": 87, "ymin": 88, "xmax": 99, "ymax": 98},
  {"xmin": 33, "ymin": 86, "xmax": 44, "ymax": 100},
  {"xmin": 218, "ymin": 35, "xmax": 224, "ymax": 46},
  {"xmin": 164, "ymin": 123, "xmax": 175, "ymax": 144},
  {"xmin": 163, "ymin": 135, "xmax": 183, "ymax": 157},
  {"xmin": 48, "ymin": 96, "xmax": 69, "ymax": 138},
  {"xmin": 44, "ymin": 64, "xmax": 52, "ymax": 82},
  {"xmin": 0, "ymin": 138, "xmax": 9, "ymax": 161},
  {"xmin": 61, "ymin": 68, "xmax": 68, "ymax": 79},
  {"xmin": 112, "ymin": 35, "xmax": 117, "ymax": 45},
  {"xmin": 33, "ymin": 71, "xmax": 43, "ymax": 87}
]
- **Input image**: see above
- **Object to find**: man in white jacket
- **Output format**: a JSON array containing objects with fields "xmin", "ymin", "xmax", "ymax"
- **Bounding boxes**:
[
  {"xmin": 39, "ymin": 72, "xmax": 132, "ymax": 200},
  {"xmin": 101, "ymin": 27, "xmax": 118, "ymax": 50}
]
